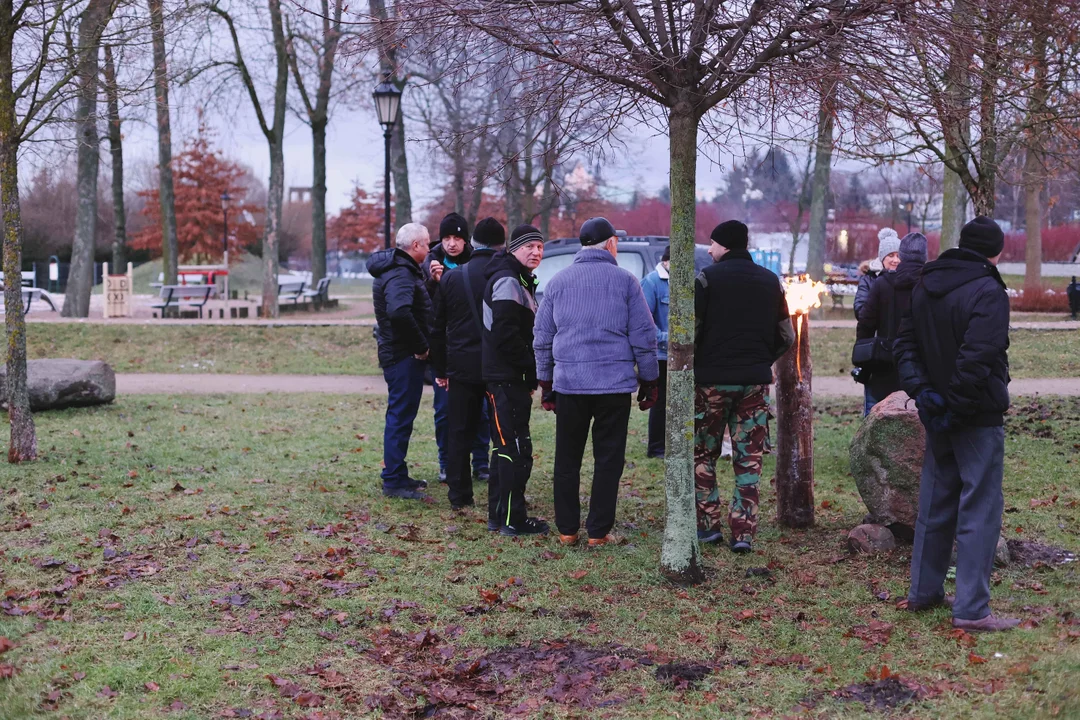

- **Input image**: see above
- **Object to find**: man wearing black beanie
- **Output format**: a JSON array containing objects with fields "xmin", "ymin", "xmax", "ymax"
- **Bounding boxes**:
[
  {"xmin": 894, "ymin": 215, "xmax": 1018, "ymax": 632},
  {"xmin": 431, "ymin": 217, "xmax": 506, "ymax": 510},
  {"xmin": 694, "ymin": 220, "xmax": 794, "ymax": 553}
]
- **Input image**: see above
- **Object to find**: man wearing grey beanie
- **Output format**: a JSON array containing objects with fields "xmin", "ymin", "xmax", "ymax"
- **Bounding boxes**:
[{"xmin": 894, "ymin": 216, "xmax": 1018, "ymax": 632}]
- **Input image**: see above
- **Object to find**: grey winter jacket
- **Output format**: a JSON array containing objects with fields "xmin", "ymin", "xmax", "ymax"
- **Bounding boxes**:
[{"xmin": 533, "ymin": 247, "xmax": 659, "ymax": 394}]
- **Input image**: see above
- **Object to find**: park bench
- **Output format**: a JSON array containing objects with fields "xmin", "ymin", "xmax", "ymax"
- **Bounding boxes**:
[
  {"xmin": 826, "ymin": 279, "xmax": 859, "ymax": 309},
  {"xmin": 278, "ymin": 277, "xmax": 306, "ymax": 304},
  {"xmin": 152, "ymin": 284, "xmax": 216, "ymax": 318},
  {"xmin": 0, "ymin": 287, "xmax": 58, "ymax": 313},
  {"xmin": 301, "ymin": 277, "xmax": 332, "ymax": 307}
]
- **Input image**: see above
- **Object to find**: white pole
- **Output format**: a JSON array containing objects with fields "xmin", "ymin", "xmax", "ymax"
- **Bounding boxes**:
[
  {"xmin": 103, "ymin": 262, "xmax": 109, "ymax": 318},
  {"xmin": 224, "ymin": 249, "xmax": 230, "ymax": 320}
]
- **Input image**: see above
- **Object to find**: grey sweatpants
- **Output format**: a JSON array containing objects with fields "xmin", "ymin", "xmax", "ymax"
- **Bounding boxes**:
[{"xmin": 908, "ymin": 425, "xmax": 1005, "ymax": 621}]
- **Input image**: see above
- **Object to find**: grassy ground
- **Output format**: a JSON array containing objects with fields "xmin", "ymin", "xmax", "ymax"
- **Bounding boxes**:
[
  {"xmin": 0, "ymin": 394, "xmax": 1077, "ymax": 719},
  {"xmin": 26, "ymin": 323, "xmax": 1077, "ymax": 378}
]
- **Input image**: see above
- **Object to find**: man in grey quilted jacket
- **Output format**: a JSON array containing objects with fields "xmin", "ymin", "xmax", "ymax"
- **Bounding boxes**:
[{"xmin": 533, "ymin": 217, "xmax": 658, "ymax": 547}]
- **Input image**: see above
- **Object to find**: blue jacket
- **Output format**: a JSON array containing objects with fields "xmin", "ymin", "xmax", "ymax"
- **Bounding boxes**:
[
  {"xmin": 640, "ymin": 263, "xmax": 669, "ymax": 361},
  {"xmin": 534, "ymin": 247, "xmax": 659, "ymax": 394}
]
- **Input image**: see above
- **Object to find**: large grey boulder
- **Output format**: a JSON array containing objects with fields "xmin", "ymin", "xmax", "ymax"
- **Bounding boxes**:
[
  {"xmin": 850, "ymin": 391, "xmax": 925, "ymax": 539},
  {"xmin": 0, "ymin": 359, "xmax": 115, "ymax": 411}
]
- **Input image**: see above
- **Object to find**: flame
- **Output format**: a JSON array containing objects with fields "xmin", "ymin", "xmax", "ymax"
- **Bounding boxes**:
[{"xmin": 783, "ymin": 274, "xmax": 828, "ymax": 316}]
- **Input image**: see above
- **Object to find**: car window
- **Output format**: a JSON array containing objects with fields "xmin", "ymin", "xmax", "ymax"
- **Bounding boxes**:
[
  {"xmin": 616, "ymin": 252, "xmax": 644, "ymax": 279},
  {"xmin": 534, "ymin": 252, "xmax": 575, "ymax": 293}
]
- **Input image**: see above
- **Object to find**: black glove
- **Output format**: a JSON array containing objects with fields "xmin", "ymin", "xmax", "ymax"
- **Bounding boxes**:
[{"xmin": 539, "ymin": 380, "xmax": 556, "ymax": 412}]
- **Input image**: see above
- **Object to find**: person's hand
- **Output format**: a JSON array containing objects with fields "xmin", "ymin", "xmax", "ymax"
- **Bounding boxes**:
[
  {"xmin": 414, "ymin": 349, "xmax": 429, "ymax": 361},
  {"xmin": 916, "ymin": 389, "xmax": 946, "ymax": 416},
  {"xmin": 539, "ymin": 380, "xmax": 556, "ymax": 412},
  {"xmin": 637, "ymin": 379, "xmax": 659, "ymax": 411},
  {"xmin": 430, "ymin": 261, "xmax": 444, "ymax": 282},
  {"xmin": 435, "ymin": 377, "xmax": 448, "ymax": 389},
  {"xmin": 929, "ymin": 411, "xmax": 956, "ymax": 434}
]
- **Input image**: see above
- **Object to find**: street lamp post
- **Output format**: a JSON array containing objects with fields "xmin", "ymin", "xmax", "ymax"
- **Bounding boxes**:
[
  {"xmin": 221, "ymin": 192, "xmax": 231, "ymax": 318},
  {"xmin": 902, "ymin": 197, "xmax": 915, "ymax": 234},
  {"xmin": 372, "ymin": 79, "xmax": 403, "ymax": 250}
]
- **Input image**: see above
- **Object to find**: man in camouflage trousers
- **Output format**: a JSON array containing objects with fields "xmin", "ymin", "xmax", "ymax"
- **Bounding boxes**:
[{"xmin": 694, "ymin": 221, "xmax": 794, "ymax": 552}]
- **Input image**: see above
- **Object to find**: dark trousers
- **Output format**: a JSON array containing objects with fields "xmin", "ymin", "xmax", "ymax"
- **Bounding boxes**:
[
  {"xmin": 908, "ymin": 425, "xmax": 1005, "ymax": 621},
  {"xmin": 647, "ymin": 360, "xmax": 668, "ymax": 457},
  {"xmin": 435, "ymin": 379, "xmax": 491, "ymax": 473},
  {"xmin": 445, "ymin": 380, "xmax": 497, "ymax": 507},
  {"xmin": 553, "ymin": 393, "xmax": 632, "ymax": 539},
  {"xmin": 380, "ymin": 356, "xmax": 425, "ymax": 489},
  {"xmin": 487, "ymin": 383, "xmax": 533, "ymax": 528}
]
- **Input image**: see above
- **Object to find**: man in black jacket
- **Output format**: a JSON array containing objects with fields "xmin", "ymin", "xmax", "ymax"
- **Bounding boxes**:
[
  {"xmin": 894, "ymin": 216, "xmax": 1018, "ymax": 632},
  {"xmin": 856, "ymin": 232, "xmax": 927, "ymax": 415},
  {"xmin": 694, "ymin": 221, "xmax": 794, "ymax": 552},
  {"xmin": 431, "ymin": 218, "xmax": 506, "ymax": 511},
  {"xmin": 369, "ymin": 223, "xmax": 433, "ymax": 500},
  {"xmin": 483, "ymin": 224, "xmax": 549, "ymax": 536}
]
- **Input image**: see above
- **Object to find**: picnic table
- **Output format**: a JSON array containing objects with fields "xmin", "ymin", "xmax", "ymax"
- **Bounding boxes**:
[
  {"xmin": 825, "ymin": 277, "xmax": 859, "ymax": 308},
  {"xmin": 0, "ymin": 286, "xmax": 58, "ymax": 313}
]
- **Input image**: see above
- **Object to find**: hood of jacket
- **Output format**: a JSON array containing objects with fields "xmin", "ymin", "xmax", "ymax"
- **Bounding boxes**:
[
  {"xmin": 891, "ymin": 260, "xmax": 923, "ymax": 291},
  {"xmin": 368, "ymin": 248, "xmax": 420, "ymax": 278},
  {"xmin": 654, "ymin": 262, "xmax": 669, "ymax": 280},
  {"xmin": 920, "ymin": 247, "xmax": 1005, "ymax": 298}
]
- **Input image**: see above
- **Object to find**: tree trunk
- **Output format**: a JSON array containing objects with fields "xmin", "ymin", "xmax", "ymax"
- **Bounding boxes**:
[
  {"xmin": 1022, "ymin": 6, "xmax": 1049, "ymax": 294},
  {"xmin": 452, "ymin": 147, "xmax": 466, "ymax": 217},
  {"xmin": 149, "ymin": 0, "xmax": 179, "ymax": 287},
  {"xmin": 659, "ymin": 105, "xmax": 704, "ymax": 586},
  {"xmin": 311, "ymin": 117, "xmax": 327, "ymax": 284},
  {"xmin": 63, "ymin": 0, "xmax": 112, "ymax": 317},
  {"xmin": 940, "ymin": 167, "xmax": 965, "ymax": 249},
  {"xmin": 504, "ymin": 156, "xmax": 523, "ymax": 229},
  {"xmin": 775, "ymin": 313, "xmax": 814, "ymax": 527},
  {"xmin": 806, "ymin": 96, "xmax": 833, "ymax": 281},
  {"xmin": 260, "ymin": 0, "xmax": 287, "ymax": 319},
  {"xmin": 103, "ymin": 45, "xmax": 125, "ymax": 270},
  {"xmin": 390, "ymin": 104, "xmax": 411, "ymax": 228},
  {"xmin": 0, "ymin": 20, "xmax": 36, "ymax": 462},
  {"xmin": 1023, "ymin": 162, "xmax": 1042, "ymax": 294}
]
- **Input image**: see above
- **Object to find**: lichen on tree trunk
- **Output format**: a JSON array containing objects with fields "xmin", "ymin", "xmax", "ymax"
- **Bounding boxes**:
[
  {"xmin": 659, "ymin": 105, "xmax": 704, "ymax": 586},
  {"xmin": 0, "ymin": 31, "xmax": 36, "ymax": 461},
  {"xmin": 149, "ymin": 0, "xmax": 179, "ymax": 290},
  {"xmin": 775, "ymin": 313, "xmax": 814, "ymax": 528},
  {"xmin": 311, "ymin": 118, "xmax": 328, "ymax": 284},
  {"xmin": 104, "ymin": 45, "xmax": 126, "ymax": 270}
]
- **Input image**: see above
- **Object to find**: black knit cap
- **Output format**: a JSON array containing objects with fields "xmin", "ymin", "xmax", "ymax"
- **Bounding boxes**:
[
  {"xmin": 959, "ymin": 216, "xmax": 1004, "ymax": 258},
  {"xmin": 711, "ymin": 220, "xmax": 748, "ymax": 251},
  {"xmin": 439, "ymin": 212, "xmax": 469, "ymax": 242},
  {"xmin": 661, "ymin": 245, "xmax": 670, "ymax": 262},
  {"xmin": 579, "ymin": 217, "xmax": 624, "ymax": 246},
  {"xmin": 472, "ymin": 217, "xmax": 506, "ymax": 247},
  {"xmin": 508, "ymin": 224, "xmax": 544, "ymax": 253}
]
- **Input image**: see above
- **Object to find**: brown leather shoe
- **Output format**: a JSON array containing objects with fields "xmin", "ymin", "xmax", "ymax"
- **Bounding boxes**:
[
  {"xmin": 903, "ymin": 595, "xmax": 955, "ymax": 612},
  {"xmin": 558, "ymin": 533, "xmax": 579, "ymax": 547},
  {"xmin": 952, "ymin": 615, "xmax": 1021, "ymax": 632},
  {"xmin": 587, "ymin": 534, "xmax": 616, "ymax": 548}
]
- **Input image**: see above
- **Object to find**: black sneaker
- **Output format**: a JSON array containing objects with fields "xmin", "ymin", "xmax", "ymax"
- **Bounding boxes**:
[
  {"xmin": 500, "ymin": 518, "xmax": 550, "ymax": 537},
  {"xmin": 473, "ymin": 468, "xmax": 490, "ymax": 483},
  {"xmin": 450, "ymin": 499, "xmax": 475, "ymax": 511},
  {"xmin": 438, "ymin": 470, "xmax": 448, "ymax": 485},
  {"xmin": 487, "ymin": 519, "xmax": 500, "ymax": 532},
  {"xmin": 382, "ymin": 487, "xmax": 428, "ymax": 501},
  {"xmin": 730, "ymin": 539, "xmax": 753, "ymax": 554},
  {"xmin": 697, "ymin": 528, "xmax": 724, "ymax": 544},
  {"xmin": 405, "ymin": 477, "xmax": 428, "ymax": 489}
]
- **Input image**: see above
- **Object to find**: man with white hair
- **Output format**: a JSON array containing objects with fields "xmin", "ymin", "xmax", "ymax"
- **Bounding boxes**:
[{"xmin": 369, "ymin": 223, "xmax": 434, "ymax": 500}]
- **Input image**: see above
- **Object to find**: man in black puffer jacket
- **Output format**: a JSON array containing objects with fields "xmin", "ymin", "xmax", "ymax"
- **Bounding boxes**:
[
  {"xmin": 482, "ymin": 224, "xmax": 548, "ymax": 537},
  {"xmin": 431, "ymin": 218, "xmax": 506, "ymax": 511},
  {"xmin": 894, "ymin": 215, "xmax": 1018, "ymax": 633},
  {"xmin": 370, "ymin": 223, "xmax": 433, "ymax": 500},
  {"xmin": 856, "ymin": 232, "xmax": 927, "ymax": 414}
]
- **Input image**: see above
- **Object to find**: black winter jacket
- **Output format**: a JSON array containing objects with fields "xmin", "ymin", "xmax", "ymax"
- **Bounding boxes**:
[
  {"xmin": 894, "ymin": 247, "xmax": 1010, "ymax": 426},
  {"xmin": 856, "ymin": 261, "xmax": 923, "ymax": 400},
  {"xmin": 422, "ymin": 242, "xmax": 472, "ymax": 299},
  {"xmin": 370, "ymin": 248, "xmax": 432, "ymax": 368},
  {"xmin": 430, "ymin": 247, "xmax": 498, "ymax": 384},
  {"xmin": 694, "ymin": 250, "xmax": 795, "ymax": 386},
  {"xmin": 482, "ymin": 251, "xmax": 538, "ymax": 388}
]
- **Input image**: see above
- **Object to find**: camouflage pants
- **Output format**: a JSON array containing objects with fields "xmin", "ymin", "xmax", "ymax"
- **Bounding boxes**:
[{"xmin": 694, "ymin": 384, "xmax": 769, "ymax": 543}]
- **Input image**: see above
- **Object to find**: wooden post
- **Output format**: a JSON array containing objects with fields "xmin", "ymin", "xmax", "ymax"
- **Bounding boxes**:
[{"xmin": 775, "ymin": 311, "xmax": 815, "ymax": 528}]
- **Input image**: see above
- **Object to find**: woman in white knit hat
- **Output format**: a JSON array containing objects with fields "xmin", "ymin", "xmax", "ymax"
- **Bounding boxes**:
[{"xmin": 854, "ymin": 227, "xmax": 901, "ymax": 320}]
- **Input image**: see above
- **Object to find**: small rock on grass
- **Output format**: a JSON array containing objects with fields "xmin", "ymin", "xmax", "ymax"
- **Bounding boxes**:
[{"xmin": 848, "ymin": 524, "xmax": 896, "ymax": 554}]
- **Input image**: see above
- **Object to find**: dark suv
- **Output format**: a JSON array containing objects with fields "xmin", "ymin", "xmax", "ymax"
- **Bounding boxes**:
[{"xmin": 534, "ymin": 236, "xmax": 713, "ymax": 302}]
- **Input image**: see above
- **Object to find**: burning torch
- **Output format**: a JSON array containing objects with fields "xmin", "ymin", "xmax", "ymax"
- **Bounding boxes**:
[{"xmin": 775, "ymin": 274, "xmax": 827, "ymax": 529}]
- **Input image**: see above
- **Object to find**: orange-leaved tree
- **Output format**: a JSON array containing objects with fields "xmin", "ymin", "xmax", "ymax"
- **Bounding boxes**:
[
  {"xmin": 133, "ymin": 128, "xmax": 259, "ymax": 263},
  {"xmin": 328, "ymin": 185, "xmax": 387, "ymax": 253}
]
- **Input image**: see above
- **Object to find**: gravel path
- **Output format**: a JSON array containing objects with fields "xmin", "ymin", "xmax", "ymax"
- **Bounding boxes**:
[{"xmin": 116, "ymin": 374, "xmax": 1080, "ymax": 397}]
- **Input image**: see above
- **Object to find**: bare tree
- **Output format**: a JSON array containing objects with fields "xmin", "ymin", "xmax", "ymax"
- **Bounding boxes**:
[
  {"xmin": 208, "ymin": 0, "xmax": 288, "ymax": 318},
  {"xmin": 286, "ymin": 0, "xmax": 348, "ymax": 285},
  {"xmin": 103, "ymin": 43, "xmax": 125, "ymax": 269},
  {"xmin": 370, "ymin": 0, "xmax": 411, "ymax": 228},
  {"xmin": 62, "ymin": 0, "xmax": 116, "ymax": 317},
  {"xmin": 149, "ymin": 0, "xmax": 179, "ymax": 294},
  {"xmin": 399, "ymin": 0, "xmax": 890, "ymax": 584}
]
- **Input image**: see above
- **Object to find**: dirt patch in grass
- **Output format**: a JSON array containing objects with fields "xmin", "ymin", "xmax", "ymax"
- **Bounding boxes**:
[
  {"xmin": 1007, "ymin": 540, "xmax": 1077, "ymax": 567},
  {"xmin": 831, "ymin": 675, "xmax": 932, "ymax": 710}
]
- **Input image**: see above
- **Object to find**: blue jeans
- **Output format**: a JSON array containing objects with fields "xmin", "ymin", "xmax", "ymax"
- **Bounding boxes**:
[
  {"xmin": 863, "ymin": 386, "xmax": 881, "ymax": 417},
  {"xmin": 381, "ymin": 356, "xmax": 425, "ymax": 489},
  {"xmin": 434, "ymin": 382, "xmax": 491, "ymax": 472}
]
